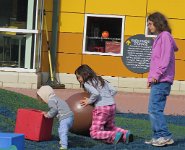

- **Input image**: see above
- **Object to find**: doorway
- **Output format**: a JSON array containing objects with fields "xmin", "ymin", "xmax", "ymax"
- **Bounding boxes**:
[{"xmin": 0, "ymin": 0, "xmax": 44, "ymax": 70}]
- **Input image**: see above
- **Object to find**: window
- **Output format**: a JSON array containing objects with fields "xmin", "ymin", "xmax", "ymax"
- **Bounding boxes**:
[
  {"xmin": 0, "ymin": 0, "xmax": 27, "ymax": 29},
  {"xmin": 0, "ymin": 0, "xmax": 43, "ymax": 70},
  {"xmin": 83, "ymin": 14, "xmax": 125, "ymax": 56}
]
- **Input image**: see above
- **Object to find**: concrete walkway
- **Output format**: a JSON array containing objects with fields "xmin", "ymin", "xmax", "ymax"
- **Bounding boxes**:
[{"xmin": 3, "ymin": 87, "xmax": 185, "ymax": 116}]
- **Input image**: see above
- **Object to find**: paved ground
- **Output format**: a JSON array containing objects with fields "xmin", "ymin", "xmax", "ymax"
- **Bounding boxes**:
[{"xmin": 3, "ymin": 87, "xmax": 185, "ymax": 116}]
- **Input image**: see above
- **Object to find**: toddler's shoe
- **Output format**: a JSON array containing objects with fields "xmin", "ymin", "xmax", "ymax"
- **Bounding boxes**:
[
  {"xmin": 123, "ymin": 130, "xmax": 133, "ymax": 144},
  {"xmin": 59, "ymin": 147, "xmax": 67, "ymax": 150},
  {"xmin": 114, "ymin": 132, "xmax": 123, "ymax": 144}
]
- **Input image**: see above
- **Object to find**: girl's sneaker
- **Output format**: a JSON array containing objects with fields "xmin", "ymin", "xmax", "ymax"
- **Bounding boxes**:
[
  {"xmin": 152, "ymin": 137, "xmax": 174, "ymax": 147},
  {"xmin": 114, "ymin": 132, "xmax": 123, "ymax": 144},
  {"xmin": 145, "ymin": 138, "xmax": 157, "ymax": 144},
  {"xmin": 124, "ymin": 130, "xmax": 133, "ymax": 144}
]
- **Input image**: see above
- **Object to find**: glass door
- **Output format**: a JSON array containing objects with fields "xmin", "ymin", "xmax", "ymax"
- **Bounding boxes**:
[
  {"xmin": 34, "ymin": 0, "xmax": 44, "ymax": 70},
  {"xmin": 0, "ymin": 0, "xmax": 44, "ymax": 70}
]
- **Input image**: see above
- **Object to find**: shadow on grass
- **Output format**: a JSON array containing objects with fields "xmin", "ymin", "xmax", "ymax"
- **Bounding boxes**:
[{"xmin": 69, "ymin": 134, "xmax": 99, "ymax": 148}]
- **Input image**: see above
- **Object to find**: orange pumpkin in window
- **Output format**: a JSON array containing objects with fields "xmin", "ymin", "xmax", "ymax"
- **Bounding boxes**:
[{"xmin": 101, "ymin": 31, "xmax": 109, "ymax": 38}]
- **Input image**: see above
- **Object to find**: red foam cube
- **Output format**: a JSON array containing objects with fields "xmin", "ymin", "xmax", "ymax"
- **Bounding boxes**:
[{"xmin": 15, "ymin": 108, "xmax": 53, "ymax": 141}]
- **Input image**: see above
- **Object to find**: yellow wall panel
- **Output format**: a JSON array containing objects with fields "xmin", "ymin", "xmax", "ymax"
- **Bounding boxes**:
[
  {"xmin": 169, "ymin": 19, "xmax": 185, "ymax": 40},
  {"xmin": 124, "ymin": 35, "xmax": 131, "ymax": 41},
  {"xmin": 58, "ymin": 33, "xmax": 83, "ymax": 53},
  {"xmin": 41, "ymin": 51, "xmax": 49, "ymax": 72},
  {"xmin": 57, "ymin": 53, "xmax": 82, "ymax": 73},
  {"xmin": 147, "ymin": 0, "xmax": 185, "ymax": 19},
  {"xmin": 61, "ymin": 0, "xmax": 85, "ymax": 13},
  {"xmin": 42, "ymin": 31, "xmax": 52, "ymax": 52},
  {"xmin": 86, "ymin": 0, "xmax": 147, "ymax": 16},
  {"xmin": 44, "ymin": 12, "xmax": 53, "ymax": 32},
  {"xmin": 44, "ymin": 0, "xmax": 53, "ymax": 11},
  {"xmin": 125, "ymin": 17, "xmax": 146, "ymax": 35},
  {"xmin": 82, "ymin": 55, "xmax": 142, "ymax": 78},
  {"xmin": 41, "ymin": 30, "xmax": 54, "ymax": 72},
  {"xmin": 175, "ymin": 60, "xmax": 185, "ymax": 80},
  {"xmin": 142, "ymin": 72, "xmax": 149, "ymax": 78},
  {"xmin": 59, "ymin": 13, "xmax": 84, "ymax": 33},
  {"xmin": 175, "ymin": 39, "xmax": 185, "ymax": 60}
]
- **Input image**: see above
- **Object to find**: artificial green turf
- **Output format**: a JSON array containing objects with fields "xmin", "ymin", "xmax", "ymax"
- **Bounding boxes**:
[
  {"xmin": 1, "ymin": 88, "xmax": 185, "ymax": 149},
  {"xmin": 0, "ymin": 89, "xmax": 48, "ymax": 111},
  {"xmin": 1, "ymin": 88, "xmax": 185, "ymax": 139},
  {"xmin": 116, "ymin": 117, "xmax": 185, "ymax": 140}
]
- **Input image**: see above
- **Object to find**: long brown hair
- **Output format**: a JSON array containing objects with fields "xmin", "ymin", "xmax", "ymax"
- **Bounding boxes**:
[
  {"xmin": 147, "ymin": 12, "xmax": 171, "ymax": 33},
  {"xmin": 75, "ymin": 64, "xmax": 105, "ymax": 89}
]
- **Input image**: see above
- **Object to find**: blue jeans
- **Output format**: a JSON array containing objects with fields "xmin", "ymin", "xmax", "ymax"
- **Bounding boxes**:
[
  {"xmin": 58, "ymin": 116, "xmax": 74, "ymax": 149},
  {"xmin": 148, "ymin": 82, "xmax": 172, "ymax": 139}
]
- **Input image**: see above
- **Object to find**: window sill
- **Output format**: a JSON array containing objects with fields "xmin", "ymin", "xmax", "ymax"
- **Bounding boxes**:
[
  {"xmin": 0, "ymin": 67, "xmax": 37, "ymax": 72},
  {"xmin": 83, "ymin": 51, "xmax": 123, "ymax": 56},
  {"xmin": 87, "ymin": 36, "xmax": 121, "ymax": 41}
]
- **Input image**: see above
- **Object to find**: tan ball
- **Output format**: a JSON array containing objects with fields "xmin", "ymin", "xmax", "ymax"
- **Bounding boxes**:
[{"xmin": 66, "ymin": 92, "xmax": 94, "ymax": 135}]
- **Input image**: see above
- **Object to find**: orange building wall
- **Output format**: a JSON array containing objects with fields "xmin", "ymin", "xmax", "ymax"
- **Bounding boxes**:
[{"xmin": 42, "ymin": 0, "xmax": 185, "ymax": 81}]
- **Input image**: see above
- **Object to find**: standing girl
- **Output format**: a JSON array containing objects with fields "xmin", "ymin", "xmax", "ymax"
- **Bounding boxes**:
[
  {"xmin": 75, "ymin": 64, "xmax": 133, "ymax": 144},
  {"xmin": 146, "ymin": 12, "xmax": 178, "ymax": 147}
]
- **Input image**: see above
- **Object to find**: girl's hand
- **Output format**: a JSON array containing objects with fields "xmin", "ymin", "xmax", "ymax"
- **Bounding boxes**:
[
  {"xmin": 152, "ymin": 77, "xmax": 158, "ymax": 84},
  {"xmin": 147, "ymin": 82, "xmax": 151, "ymax": 88},
  {"xmin": 80, "ymin": 97, "xmax": 89, "ymax": 107},
  {"xmin": 147, "ymin": 78, "xmax": 158, "ymax": 88}
]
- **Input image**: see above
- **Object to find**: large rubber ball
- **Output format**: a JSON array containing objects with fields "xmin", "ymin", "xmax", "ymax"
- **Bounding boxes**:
[{"xmin": 66, "ymin": 92, "xmax": 94, "ymax": 136}]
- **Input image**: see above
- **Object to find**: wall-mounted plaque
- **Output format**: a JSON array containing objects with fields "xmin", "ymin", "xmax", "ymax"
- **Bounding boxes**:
[{"xmin": 122, "ymin": 34, "xmax": 154, "ymax": 73}]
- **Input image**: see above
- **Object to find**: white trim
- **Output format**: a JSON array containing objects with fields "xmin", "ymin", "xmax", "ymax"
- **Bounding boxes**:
[
  {"xmin": 0, "ymin": 28, "xmax": 38, "ymax": 34},
  {"xmin": 120, "ymin": 16, "xmax": 125, "ymax": 56},
  {"xmin": 33, "ymin": 0, "xmax": 39, "ymax": 69},
  {"xmin": 33, "ymin": 34, "xmax": 37, "ymax": 69},
  {"xmin": 33, "ymin": 0, "xmax": 44, "ymax": 69},
  {"xmin": 82, "ymin": 14, "xmax": 88, "ymax": 54},
  {"xmin": 83, "ymin": 51, "xmax": 123, "ymax": 56},
  {"xmin": 82, "ymin": 14, "xmax": 125, "ymax": 56},
  {"xmin": 85, "ymin": 14, "xmax": 125, "ymax": 19},
  {"xmin": 0, "ymin": 67, "xmax": 37, "ymax": 72},
  {"xmin": 35, "ymin": 1, "xmax": 39, "ymax": 30}
]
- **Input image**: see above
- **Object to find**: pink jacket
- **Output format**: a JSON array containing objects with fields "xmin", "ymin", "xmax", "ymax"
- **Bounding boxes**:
[{"xmin": 148, "ymin": 31, "xmax": 178, "ymax": 84}]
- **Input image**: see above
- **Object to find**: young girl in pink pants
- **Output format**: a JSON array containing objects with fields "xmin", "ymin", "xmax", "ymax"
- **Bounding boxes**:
[{"xmin": 75, "ymin": 64, "xmax": 133, "ymax": 144}]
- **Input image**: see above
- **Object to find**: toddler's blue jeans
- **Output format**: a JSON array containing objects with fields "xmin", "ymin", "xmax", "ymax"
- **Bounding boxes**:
[{"xmin": 58, "ymin": 116, "xmax": 74, "ymax": 149}]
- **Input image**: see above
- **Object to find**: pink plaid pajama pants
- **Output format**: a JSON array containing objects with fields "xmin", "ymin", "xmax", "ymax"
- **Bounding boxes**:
[{"xmin": 90, "ymin": 104, "xmax": 128, "ymax": 143}]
